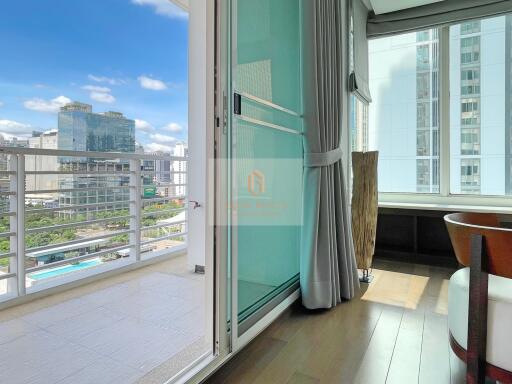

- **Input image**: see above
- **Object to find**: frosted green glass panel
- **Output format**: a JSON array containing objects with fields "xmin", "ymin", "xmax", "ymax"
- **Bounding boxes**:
[
  {"xmin": 233, "ymin": 0, "xmax": 302, "ymax": 323},
  {"xmin": 235, "ymin": 0, "xmax": 301, "ymax": 113}
]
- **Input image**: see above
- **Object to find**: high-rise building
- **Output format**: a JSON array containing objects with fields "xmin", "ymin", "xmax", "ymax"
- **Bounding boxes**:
[
  {"xmin": 415, "ymin": 30, "xmax": 439, "ymax": 193},
  {"xmin": 57, "ymin": 102, "xmax": 136, "ymax": 213},
  {"xmin": 172, "ymin": 143, "xmax": 188, "ymax": 198},
  {"xmin": 0, "ymin": 136, "xmax": 30, "ymax": 212},
  {"xmin": 369, "ymin": 15, "xmax": 512, "ymax": 195},
  {"xmin": 449, "ymin": 16, "xmax": 511, "ymax": 196},
  {"xmin": 26, "ymin": 131, "xmax": 59, "ymax": 196},
  {"xmin": 58, "ymin": 102, "xmax": 135, "ymax": 154}
]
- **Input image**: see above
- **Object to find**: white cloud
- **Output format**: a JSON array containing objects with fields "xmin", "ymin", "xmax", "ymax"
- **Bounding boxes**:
[
  {"xmin": 138, "ymin": 75, "xmax": 167, "ymax": 91},
  {"xmin": 131, "ymin": 0, "xmax": 188, "ymax": 19},
  {"xmin": 163, "ymin": 122, "xmax": 183, "ymax": 132},
  {"xmin": 82, "ymin": 84, "xmax": 115, "ymax": 104},
  {"xmin": 88, "ymin": 74, "xmax": 126, "ymax": 85},
  {"xmin": 149, "ymin": 133, "xmax": 177, "ymax": 144},
  {"xmin": 24, "ymin": 95, "xmax": 72, "ymax": 113},
  {"xmin": 145, "ymin": 142, "xmax": 174, "ymax": 153},
  {"xmin": 0, "ymin": 119, "xmax": 32, "ymax": 135},
  {"xmin": 82, "ymin": 85, "xmax": 111, "ymax": 93},
  {"xmin": 90, "ymin": 92, "xmax": 116, "ymax": 104},
  {"xmin": 135, "ymin": 119, "xmax": 154, "ymax": 132}
]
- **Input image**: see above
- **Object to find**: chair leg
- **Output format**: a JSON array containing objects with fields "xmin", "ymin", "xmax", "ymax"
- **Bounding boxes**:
[{"xmin": 467, "ymin": 234, "xmax": 489, "ymax": 384}]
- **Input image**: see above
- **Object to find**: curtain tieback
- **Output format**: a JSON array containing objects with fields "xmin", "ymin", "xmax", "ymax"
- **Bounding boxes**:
[{"xmin": 304, "ymin": 147, "xmax": 342, "ymax": 167}]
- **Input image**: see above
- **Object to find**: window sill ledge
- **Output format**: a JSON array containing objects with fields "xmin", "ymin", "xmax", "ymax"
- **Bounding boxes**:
[{"xmin": 378, "ymin": 201, "xmax": 512, "ymax": 214}]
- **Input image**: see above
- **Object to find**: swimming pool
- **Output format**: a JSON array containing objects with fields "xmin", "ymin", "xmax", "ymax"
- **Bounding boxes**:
[{"xmin": 29, "ymin": 258, "xmax": 103, "ymax": 281}]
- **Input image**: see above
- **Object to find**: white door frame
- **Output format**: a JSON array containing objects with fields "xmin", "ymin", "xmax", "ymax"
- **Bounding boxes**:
[{"xmin": 183, "ymin": 0, "xmax": 300, "ymax": 381}]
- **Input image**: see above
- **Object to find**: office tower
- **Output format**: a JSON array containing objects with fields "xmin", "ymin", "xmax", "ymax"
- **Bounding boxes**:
[
  {"xmin": 57, "ymin": 102, "xmax": 135, "ymax": 213},
  {"xmin": 58, "ymin": 102, "xmax": 135, "ymax": 154},
  {"xmin": 415, "ymin": 30, "xmax": 439, "ymax": 193}
]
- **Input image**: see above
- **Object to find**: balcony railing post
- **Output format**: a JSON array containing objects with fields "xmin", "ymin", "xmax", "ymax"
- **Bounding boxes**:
[
  {"xmin": 16, "ymin": 155, "xmax": 25, "ymax": 296},
  {"xmin": 130, "ymin": 159, "xmax": 141, "ymax": 262},
  {"xmin": 8, "ymin": 155, "xmax": 18, "ymax": 295}
]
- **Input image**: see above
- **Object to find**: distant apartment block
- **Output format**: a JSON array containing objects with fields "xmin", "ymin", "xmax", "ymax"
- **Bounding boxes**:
[{"xmin": 25, "ymin": 131, "xmax": 59, "ymax": 197}]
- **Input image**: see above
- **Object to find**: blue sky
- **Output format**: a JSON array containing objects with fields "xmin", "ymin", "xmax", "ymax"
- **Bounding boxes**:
[{"xmin": 0, "ymin": 0, "xmax": 188, "ymax": 152}]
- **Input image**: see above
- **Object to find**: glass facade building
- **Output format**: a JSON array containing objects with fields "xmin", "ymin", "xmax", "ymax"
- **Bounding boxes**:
[
  {"xmin": 58, "ymin": 102, "xmax": 135, "ymax": 154},
  {"xmin": 57, "ymin": 102, "xmax": 136, "ymax": 213}
]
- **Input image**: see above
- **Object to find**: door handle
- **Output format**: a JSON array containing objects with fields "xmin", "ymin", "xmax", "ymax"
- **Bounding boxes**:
[{"xmin": 189, "ymin": 200, "xmax": 201, "ymax": 209}]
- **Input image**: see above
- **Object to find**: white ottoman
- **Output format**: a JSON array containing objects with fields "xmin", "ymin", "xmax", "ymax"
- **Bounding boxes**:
[{"xmin": 448, "ymin": 267, "xmax": 512, "ymax": 372}]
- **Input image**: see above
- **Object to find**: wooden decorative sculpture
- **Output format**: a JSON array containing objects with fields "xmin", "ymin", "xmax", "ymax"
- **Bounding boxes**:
[{"xmin": 351, "ymin": 151, "xmax": 379, "ymax": 283}]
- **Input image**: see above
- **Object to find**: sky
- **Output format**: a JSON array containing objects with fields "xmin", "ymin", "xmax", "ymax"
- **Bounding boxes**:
[{"xmin": 0, "ymin": 0, "xmax": 189, "ymax": 153}]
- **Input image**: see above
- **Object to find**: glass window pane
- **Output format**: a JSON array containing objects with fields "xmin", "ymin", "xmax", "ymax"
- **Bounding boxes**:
[
  {"xmin": 450, "ymin": 15, "xmax": 512, "ymax": 195},
  {"xmin": 369, "ymin": 29, "xmax": 440, "ymax": 193}
]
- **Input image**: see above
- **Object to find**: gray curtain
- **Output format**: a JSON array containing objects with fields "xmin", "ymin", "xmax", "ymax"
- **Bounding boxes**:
[
  {"xmin": 300, "ymin": 0, "xmax": 359, "ymax": 310},
  {"xmin": 368, "ymin": 0, "xmax": 512, "ymax": 38},
  {"xmin": 349, "ymin": 0, "xmax": 372, "ymax": 103}
]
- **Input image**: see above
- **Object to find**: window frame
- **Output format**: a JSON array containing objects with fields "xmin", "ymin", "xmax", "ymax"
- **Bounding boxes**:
[{"xmin": 370, "ymin": 25, "xmax": 512, "ymax": 211}]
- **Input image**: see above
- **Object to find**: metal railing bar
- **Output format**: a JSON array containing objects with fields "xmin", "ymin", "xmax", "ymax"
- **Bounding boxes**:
[
  {"xmin": 25, "ymin": 171, "xmax": 132, "ymax": 175},
  {"xmin": 0, "ymin": 272, "xmax": 16, "ymax": 281},
  {"xmin": 142, "ymin": 220, "xmax": 186, "ymax": 231},
  {"xmin": 26, "ymin": 229, "xmax": 134, "ymax": 253},
  {"xmin": 141, "ymin": 171, "xmax": 187, "ymax": 174},
  {"xmin": 0, "ymin": 231, "xmax": 16, "ymax": 238},
  {"xmin": 144, "ymin": 183, "xmax": 187, "ymax": 188},
  {"xmin": 26, "ymin": 244, "xmax": 134, "ymax": 274},
  {"xmin": 0, "ymin": 212, "xmax": 16, "ymax": 217},
  {"xmin": 142, "ymin": 207, "xmax": 186, "ymax": 217},
  {"xmin": 237, "ymin": 90, "xmax": 302, "ymax": 117},
  {"xmin": 0, "ymin": 171, "xmax": 15, "ymax": 175},
  {"xmin": 141, "ymin": 231, "xmax": 188, "ymax": 246},
  {"xmin": 0, "ymin": 191, "xmax": 16, "ymax": 196},
  {"xmin": 26, "ymin": 186, "xmax": 132, "ymax": 194},
  {"xmin": 142, "ymin": 196, "xmax": 186, "ymax": 204},
  {"xmin": 237, "ymin": 115, "xmax": 302, "ymax": 136},
  {"xmin": 26, "ymin": 202, "xmax": 133, "ymax": 214},
  {"xmin": 0, "ymin": 252, "xmax": 16, "ymax": 260},
  {"xmin": 0, "ymin": 146, "xmax": 187, "ymax": 161},
  {"xmin": 26, "ymin": 215, "xmax": 133, "ymax": 234}
]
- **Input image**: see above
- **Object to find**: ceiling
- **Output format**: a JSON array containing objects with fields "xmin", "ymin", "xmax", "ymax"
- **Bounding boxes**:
[
  {"xmin": 368, "ymin": 0, "xmax": 445, "ymax": 15},
  {"xmin": 170, "ymin": 0, "xmax": 189, "ymax": 11}
]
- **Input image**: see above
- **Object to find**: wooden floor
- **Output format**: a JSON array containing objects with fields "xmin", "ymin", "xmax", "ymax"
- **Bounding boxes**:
[{"xmin": 206, "ymin": 260, "xmax": 468, "ymax": 384}]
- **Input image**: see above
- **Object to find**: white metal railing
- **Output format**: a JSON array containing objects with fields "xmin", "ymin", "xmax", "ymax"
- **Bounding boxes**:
[{"xmin": 0, "ymin": 147, "xmax": 188, "ymax": 301}]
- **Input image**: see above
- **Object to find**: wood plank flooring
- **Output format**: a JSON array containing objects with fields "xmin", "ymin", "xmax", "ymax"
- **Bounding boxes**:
[{"xmin": 206, "ymin": 260, "xmax": 468, "ymax": 384}]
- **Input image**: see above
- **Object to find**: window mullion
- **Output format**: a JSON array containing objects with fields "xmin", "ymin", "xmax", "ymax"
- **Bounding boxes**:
[{"xmin": 439, "ymin": 26, "xmax": 451, "ymax": 197}]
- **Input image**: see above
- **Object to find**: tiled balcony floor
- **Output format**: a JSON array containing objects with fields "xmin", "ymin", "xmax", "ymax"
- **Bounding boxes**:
[{"xmin": 0, "ymin": 255, "xmax": 208, "ymax": 384}]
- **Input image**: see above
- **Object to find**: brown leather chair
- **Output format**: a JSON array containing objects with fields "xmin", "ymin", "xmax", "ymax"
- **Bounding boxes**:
[{"xmin": 445, "ymin": 212, "xmax": 512, "ymax": 384}]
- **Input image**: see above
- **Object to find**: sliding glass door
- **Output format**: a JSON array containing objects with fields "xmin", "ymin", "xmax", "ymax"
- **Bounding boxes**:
[{"xmin": 229, "ymin": 0, "xmax": 303, "ymax": 339}]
